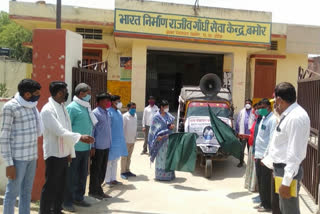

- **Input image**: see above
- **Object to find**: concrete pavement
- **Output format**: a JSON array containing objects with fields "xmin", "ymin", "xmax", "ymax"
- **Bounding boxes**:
[{"xmin": 0, "ymin": 140, "xmax": 316, "ymax": 213}]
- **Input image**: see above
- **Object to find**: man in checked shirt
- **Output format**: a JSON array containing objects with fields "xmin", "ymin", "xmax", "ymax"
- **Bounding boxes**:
[{"xmin": 0, "ymin": 79, "xmax": 42, "ymax": 214}]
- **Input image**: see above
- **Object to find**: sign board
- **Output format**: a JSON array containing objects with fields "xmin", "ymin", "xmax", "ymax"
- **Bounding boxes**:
[
  {"xmin": 115, "ymin": 9, "xmax": 271, "ymax": 47},
  {"xmin": 0, "ymin": 48, "xmax": 10, "ymax": 57}
]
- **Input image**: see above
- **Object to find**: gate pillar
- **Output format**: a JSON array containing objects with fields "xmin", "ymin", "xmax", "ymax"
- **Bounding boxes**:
[{"xmin": 31, "ymin": 29, "xmax": 82, "ymax": 200}]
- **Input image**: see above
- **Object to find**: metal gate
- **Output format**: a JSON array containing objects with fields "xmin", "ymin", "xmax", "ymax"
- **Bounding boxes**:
[
  {"xmin": 72, "ymin": 66, "xmax": 108, "ymax": 109},
  {"xmin": 298, "ymin": 66, "xmax": 320, "ymax": 204}
]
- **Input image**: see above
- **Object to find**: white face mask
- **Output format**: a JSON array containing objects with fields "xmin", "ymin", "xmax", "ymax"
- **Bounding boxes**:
[
  {"xmin": 245, "ymin": 104, "xmax": 252, "ymax": 110},
  {"xmin": 116, "ymin": 102, "xmax": 123, "ymax": 109},
  {"xmin": 164, "ymin": 107, "xmax": 169, "ymax": 113}
]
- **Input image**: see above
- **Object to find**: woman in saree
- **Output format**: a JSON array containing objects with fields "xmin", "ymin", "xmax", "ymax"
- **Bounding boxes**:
[{"xmin": 148, "ymin": 100, "xmax": 176, "ymax": 181}]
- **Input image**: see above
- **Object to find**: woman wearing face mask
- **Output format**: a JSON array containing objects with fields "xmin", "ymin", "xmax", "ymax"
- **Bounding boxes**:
[{"xmin": 148, "ymin": 100, "xmax": 176, "ymax": 181}]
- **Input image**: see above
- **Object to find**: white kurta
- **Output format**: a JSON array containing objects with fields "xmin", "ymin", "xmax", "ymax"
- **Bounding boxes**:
[{"xmin": 41, "ymin": 97, "xmax": 81, "ymax": 160}]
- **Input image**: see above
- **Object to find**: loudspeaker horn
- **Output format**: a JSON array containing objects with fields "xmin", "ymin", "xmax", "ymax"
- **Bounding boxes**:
[{"xmin": 199, "ymin": 73, "xmax": 222, "ymax": 97}]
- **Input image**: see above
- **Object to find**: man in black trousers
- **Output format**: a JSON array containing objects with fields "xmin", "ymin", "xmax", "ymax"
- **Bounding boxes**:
[
  {"xmin": 89, "ymin": 92, "xmax": 113, "ymax": 200},
  {"xmin": 39, "ymin": 81, "xmax": 94, "ymax": 214}
]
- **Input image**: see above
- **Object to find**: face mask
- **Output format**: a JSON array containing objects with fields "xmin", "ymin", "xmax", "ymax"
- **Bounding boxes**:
[
  {"xmin": 129, "ymin": 108, "xmax": 136, "ymax": 115},
  {"xmin": 116, "ymin": 102, "xmax": 123, "ymax": 109},
  {"xmin": 106, "ymin": 101, "xmax": 112, "ymax": 109},
  {"xmin": 29, "ymin": 95, "xmax": 40, "ymax": 102},
  {"xmin": 245, "ymin": 104, "xmax": 251, "ymax": 110},
  {"xmin": 204, "ymin": 130, "xmax": 214, "ymax": 140},
  {"xmin": 82, "ymin": 94, "xmax": 91, "ymax": 102},
  {"xmin": 149, "ymin": 100, "xmax": 155, "ymax": 106},
  {"xmin": 258, "ymin": 108, "xmax": 268, "ymax": 117},
  {"xmin": 164, "ymin": 107, "xmax": 169, "ymax": 113},
  {"xmin": 64, "ymin": 92, "xmax": 69, "ymax": 102}
]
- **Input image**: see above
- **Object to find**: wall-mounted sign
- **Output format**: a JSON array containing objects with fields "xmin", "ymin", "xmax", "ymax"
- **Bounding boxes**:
[
  {"xmin": 114, "ymin": 9, "xmax": 271, "ymax": 47},
  {"xmin": 120, "ymin": 57, "xmax": 132, "ymax": 81}
]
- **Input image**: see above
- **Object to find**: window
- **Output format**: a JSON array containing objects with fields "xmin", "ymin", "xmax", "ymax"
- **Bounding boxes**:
[
  {"xmin": 82, "ymin": 49, "xmax": 102, "ymax": 70},
  {"xmin": 76, "ymin": 28, "xmax": 103, "ymax": 40},
  {"xmin": 269, "ymin": 40, "xmax": 278, "ymax": 51}
]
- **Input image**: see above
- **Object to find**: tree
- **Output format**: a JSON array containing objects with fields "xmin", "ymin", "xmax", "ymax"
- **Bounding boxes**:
[
  {"xmin": 0, "ymin": 11, "xmax": 32, "ymax": 63},
  {"xmin": 0, "ymin": 83, "xmax": 9, "ymax": 97}
]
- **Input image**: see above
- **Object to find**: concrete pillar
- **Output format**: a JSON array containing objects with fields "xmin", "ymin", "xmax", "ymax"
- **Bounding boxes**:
[
  {"xmin": 131, "ymin": 41, "xmax": 147, "ymax": 112},
  {"xmin": 232, "ymin": 50, "xmax": 248, "ymax": 113}
]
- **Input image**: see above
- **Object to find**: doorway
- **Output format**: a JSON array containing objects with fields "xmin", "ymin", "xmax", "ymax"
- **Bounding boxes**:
[
  {"xmin": 254, "ymin": 59, "xmax": 277, "ymax": 98},
  {"xmin": 146, "ymin": 50, "xmax": 224, "ymax": 110}
]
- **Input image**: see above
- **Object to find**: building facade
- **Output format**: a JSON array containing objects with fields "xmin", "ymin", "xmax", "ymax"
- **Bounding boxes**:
[{"xmin": 9, "ymin": 0, "xmax": 318, "ymax": 112}]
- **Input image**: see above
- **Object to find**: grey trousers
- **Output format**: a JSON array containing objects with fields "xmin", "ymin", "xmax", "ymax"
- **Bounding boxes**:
[
  {"xmin": 273, "ymin": 164, "xmax": 303, "ymax": 214},
  {"xmin": 143, "ymin": 126, "xmax": 150, "ymax": 153}
]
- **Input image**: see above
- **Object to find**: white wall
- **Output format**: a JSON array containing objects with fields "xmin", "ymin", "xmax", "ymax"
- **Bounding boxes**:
[
  {"xmin": 65, "ymin": 30, "xmax": 83, "ymax": 103},
  {"xmin": 0, "ymin": 58, "xmax": 30, "ymax": 97}
]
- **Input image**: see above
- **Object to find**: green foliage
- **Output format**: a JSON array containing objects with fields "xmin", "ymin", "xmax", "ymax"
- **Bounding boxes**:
[
  {"xmin": 0, "ymin": 83, "xmax": 9, "ymax": 97},
  {"xmin": 0, "ymin": 11, "xmax": 32, "ymax": 63}
]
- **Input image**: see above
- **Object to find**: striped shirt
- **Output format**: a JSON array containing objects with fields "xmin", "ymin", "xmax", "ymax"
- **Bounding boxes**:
[{"xmin": 0, "ymin": 99, "xmax": 38, "ymax": 166}]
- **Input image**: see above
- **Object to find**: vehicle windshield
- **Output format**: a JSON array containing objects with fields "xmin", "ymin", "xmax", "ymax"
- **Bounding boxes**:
[{"xmin": 186, "ymin": 102, "xmax": 231, "ymax": 118}]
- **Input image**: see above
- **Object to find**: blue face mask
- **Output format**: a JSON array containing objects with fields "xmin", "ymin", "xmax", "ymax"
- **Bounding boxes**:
[
  {"xmin": 82, "ymin": 94, "xmax": 91, "ymax": 102},
  {"xmin": 129, "ymin": 108, "xmax": 136, "ymax": 116}
]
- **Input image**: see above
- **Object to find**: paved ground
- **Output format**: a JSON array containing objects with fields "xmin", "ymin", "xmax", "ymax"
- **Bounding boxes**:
[{"xmin": 0, "ymin": 140, "xmax": 317, "ymax": 214}]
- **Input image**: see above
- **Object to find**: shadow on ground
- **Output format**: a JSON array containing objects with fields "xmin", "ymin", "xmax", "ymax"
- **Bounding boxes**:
[
  {"xmin": 192, "ymin": 156, "xmax": 246, "ymax": 180},
  {"xmin": 172, "ymin": 184, "xmax": 207, "ymax": 192},
  {"xmin": 226, "ymin": 191, "xmax": 252, "ymax": 199},
  {"xmin": 128, "ymin": 175, "xmax": 150, "ymax": 182}
]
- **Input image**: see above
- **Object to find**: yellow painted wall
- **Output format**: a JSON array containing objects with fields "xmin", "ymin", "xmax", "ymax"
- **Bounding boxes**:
[
  {"xmin": 249, "ymin": 47, "xmax": 308, "ymax": 100},
  {"xmin": 276, "ymin": 54, "xmax": 308, "ymax": 88},
  {"xmin": 0, "ymin": 59, "xmax": 30, "ymax": 97},
  {"xmin": 10, "ymin": 1, "xmax": 114, "ymax": 25},
  {"xmin": 9, "ymin": 0, "xmax": 308, "ymax": 114},
  {"xmin": 107, "ymin": 80, "xmax": 132, "ymax": 107},
  {"xmin": 116, "ymin": 37, "xmax": 254, "ymax": 112}
]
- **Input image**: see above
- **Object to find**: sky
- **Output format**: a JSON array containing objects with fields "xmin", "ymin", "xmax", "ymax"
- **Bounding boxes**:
[{"xmin": 1, "ymin": 0, "xmax": 320, "ymax": 26}]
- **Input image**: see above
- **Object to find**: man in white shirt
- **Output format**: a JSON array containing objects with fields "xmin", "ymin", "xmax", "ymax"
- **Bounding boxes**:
[
  {"xmin": 39, "ymin": 81, "xmax": 94, "ymax": 214},
  {"xmin": 142, "ymin": 96, "xmax": 159, "ymax": 155},
  {"xmin": 263, "ymin": 82, "xmax": 310, "ymax": 214},
  {"xmin": 121, "ymin": 102, "xmax": 138, "ymax": 179}
]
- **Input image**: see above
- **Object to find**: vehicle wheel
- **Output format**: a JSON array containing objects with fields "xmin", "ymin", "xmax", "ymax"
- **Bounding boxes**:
[{"xmin": 204, "ymin": 159, "xmax": 212, "ymax": 178}]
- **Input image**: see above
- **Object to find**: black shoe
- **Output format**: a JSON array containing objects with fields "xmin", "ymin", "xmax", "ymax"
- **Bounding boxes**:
[
  {"xmin": 62, "ymin": 204, "xmax": 76, "ymax": 212},
  {"xmin": 89, "ymin": 193, "xmax": 103, "ymax": 200},
  {"xmin": 237, "ymin": 162, "xmax": 244, "ymax": 168},
  {"xmin": 127, "ymin": 171, "xmax": 136, "ymax": 177},
  {"xmin": 73, "ymin": 200, "xmax": 91, "ymax": 207},
  {"xmin": 121, "ymin": 172, "xmax": 129, "ymax": 180},
  {"xmin": 101, "ymin": 193, "xmax": 112, "ymax": 199},
  {"xmin": 141, "ymin": 151, "xmax": 147, "ymax": 155}
]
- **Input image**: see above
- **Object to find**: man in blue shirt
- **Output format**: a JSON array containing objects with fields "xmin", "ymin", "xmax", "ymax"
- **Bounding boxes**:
[
  {"xmin": 89, "ymin": 92, "xmax": 112, "ymax": 200},
  {"xmin": 105, "ymin": 95, "xmax": 128, "ymax": 186},
  {"xmin": 63, "ymin": 83, "xmax": 97, "ymax": 212},
  {"xmin": 254, "ymin": 98, "xmax": 277, "ymax": 212}
]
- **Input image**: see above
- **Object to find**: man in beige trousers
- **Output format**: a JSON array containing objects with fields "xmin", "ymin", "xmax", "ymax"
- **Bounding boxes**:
[{"xmin": 121, "ymin": 102, "xmax": 138, "ymax": 179}]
